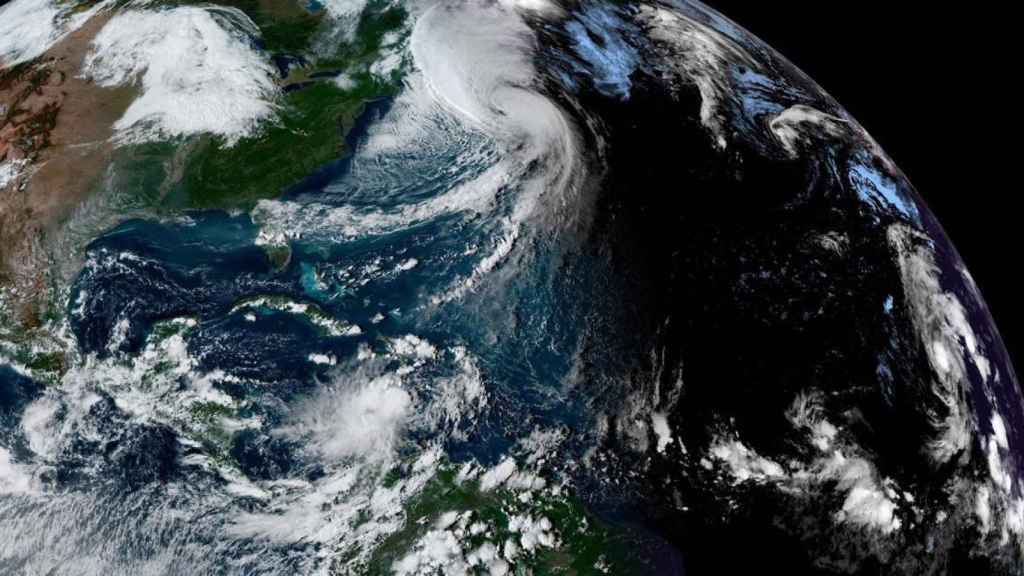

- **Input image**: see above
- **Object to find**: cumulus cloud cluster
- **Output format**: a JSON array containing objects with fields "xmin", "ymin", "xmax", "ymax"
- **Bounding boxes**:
[{"xmin": 83, "ymin": 6, "xmax": 278, "ymax": 145}]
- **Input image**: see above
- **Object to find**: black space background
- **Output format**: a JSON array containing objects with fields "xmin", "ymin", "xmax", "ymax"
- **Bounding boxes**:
[{"xmin": 702, "ymin": 1, "xmax": 1020, "ymax": 377}]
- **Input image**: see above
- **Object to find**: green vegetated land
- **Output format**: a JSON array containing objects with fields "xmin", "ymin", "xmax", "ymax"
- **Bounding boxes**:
[
  {"xmin": 1, "ymin": 0, "xmax": 408, "ymax": 362},
  {"xmin": 358, "ymin": 464, "xmax": 640, "ymax": 575},
  {"xmin": 170, "ymin": 0, "xmax": 408, "ymax": 210}
]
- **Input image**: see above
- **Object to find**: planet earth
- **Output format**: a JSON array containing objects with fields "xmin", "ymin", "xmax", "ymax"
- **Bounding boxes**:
[{"xmin": 1, "ymin": 0, "xmax": 1022, "ymax": 574}]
